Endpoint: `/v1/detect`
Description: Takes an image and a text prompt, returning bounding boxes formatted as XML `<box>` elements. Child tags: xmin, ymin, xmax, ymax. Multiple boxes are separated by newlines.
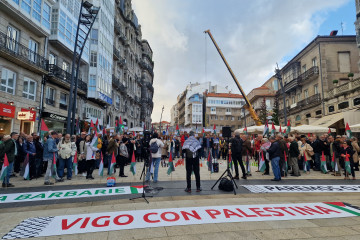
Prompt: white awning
<box><xmin>311</xmin><ymin>112</ymin><xmax>344</xmax><ymax>128</ymax></box>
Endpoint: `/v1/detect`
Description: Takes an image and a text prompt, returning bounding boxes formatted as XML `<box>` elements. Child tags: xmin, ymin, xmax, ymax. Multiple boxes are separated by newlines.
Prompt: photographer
<box><xmin>183</xmin><ymin>131</ymin><xmax>202</xmax><ymax>193</ymax></box>
<box><xmin>230</xmin><ymin>131</ymin><xmax>246</xmax><ymax>180</ymax></box>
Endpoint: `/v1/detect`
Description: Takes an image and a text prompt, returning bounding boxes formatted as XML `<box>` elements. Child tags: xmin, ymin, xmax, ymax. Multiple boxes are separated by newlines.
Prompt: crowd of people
<box><xmin>0</xmin><ymin>129</ymin><xmax>358</xmax><ymax>189</ymax></box>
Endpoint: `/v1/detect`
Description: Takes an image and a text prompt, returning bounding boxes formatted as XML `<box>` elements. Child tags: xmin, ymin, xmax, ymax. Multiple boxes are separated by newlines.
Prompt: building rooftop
<box><xmin>205</xmin><ymin>93</ymin><xmax>244</xmax><ymax>98</ymax></box>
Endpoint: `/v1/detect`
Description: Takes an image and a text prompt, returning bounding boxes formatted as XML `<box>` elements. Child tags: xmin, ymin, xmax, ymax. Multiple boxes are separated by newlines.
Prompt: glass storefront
<box><xmin>0</xmin><ymin>118</ymin><xmax>12</xmax><ymax>135</ymax></box>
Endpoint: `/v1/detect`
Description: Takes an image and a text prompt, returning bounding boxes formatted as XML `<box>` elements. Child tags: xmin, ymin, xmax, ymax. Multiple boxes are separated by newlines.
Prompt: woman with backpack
<box><xmin>146</xmin><ymin>132</ymin><xmax>164</xmax><ymax>183</ymax></box>
<box><xmin>118</xmin><ymin>136</ymin><xmax>128</xmax><ymax>178</ymax></box>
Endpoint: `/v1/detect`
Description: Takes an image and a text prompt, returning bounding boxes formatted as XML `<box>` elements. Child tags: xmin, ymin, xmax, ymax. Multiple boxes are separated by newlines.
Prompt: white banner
<box><xmin>243</xmin><ymin>185</ymin><xmax>360</xmax><ymax>193</ymax></box>
<box><xmin>2</xmin><ymin>202</ymin><xmax>360</xmax><ymax>239</ymax></box>
<box><xmin>0</xmin><ymin>186</ymin><xmax>143</xmax><ymax>204</ymax></box>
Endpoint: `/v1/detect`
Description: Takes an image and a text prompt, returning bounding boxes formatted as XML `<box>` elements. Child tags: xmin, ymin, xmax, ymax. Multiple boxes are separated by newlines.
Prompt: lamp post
<box><xmin>275</xmin><ymin>65</ymin><xmax>287</xmax><ymax>125</ymax></box>
<box><xmin>66</xmin><ymin>0</ymin><xmax>100</xmax><ymax>134</ymax></box>
<box><xmin>159</xmin><ymin>105</ymin><xmax>164</xmax><ymax>133</ymax></box>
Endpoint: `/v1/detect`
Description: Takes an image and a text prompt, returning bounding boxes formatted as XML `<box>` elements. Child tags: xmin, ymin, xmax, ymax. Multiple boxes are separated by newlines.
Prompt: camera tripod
<box><xmin>130</xmin><ymin>149</ymin><xmax>153</xmax><ymax>204</ymax></box>
<box><xmin>211</xmin><ymin>140</ymin><xmax>238</xmax><ymax>195</ymax></box>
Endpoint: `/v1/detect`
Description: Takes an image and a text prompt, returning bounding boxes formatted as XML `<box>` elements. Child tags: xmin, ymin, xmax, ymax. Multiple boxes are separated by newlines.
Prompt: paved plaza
<box><xmin>1</xmin><ymin>159</ymin><xmax>360</xmax><ymax>239</ymax></box>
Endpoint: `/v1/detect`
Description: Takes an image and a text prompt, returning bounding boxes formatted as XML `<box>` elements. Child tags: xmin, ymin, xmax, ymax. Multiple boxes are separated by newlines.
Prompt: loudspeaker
<box><xmin>222</xmin><ymin>126</ymin><xmax>231</xmax><ymax>138</ymax></box>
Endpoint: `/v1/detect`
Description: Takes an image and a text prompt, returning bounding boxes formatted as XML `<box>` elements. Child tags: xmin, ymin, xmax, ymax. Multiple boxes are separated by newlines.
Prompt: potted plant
<box><xmin>348</xmin><ymin>72</ymin><xmax>354</xmax><ymax>80</ymax></box>
<box><xmin>332</xmin><ymin>79</ymin><xmax>338</xmax><ymax>86</ymax></box>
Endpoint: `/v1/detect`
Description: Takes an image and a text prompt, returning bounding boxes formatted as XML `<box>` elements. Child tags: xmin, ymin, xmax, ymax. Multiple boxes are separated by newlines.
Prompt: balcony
<box><xmin>298</xmin><ymin>66</ymin><xmax>319</xmax><ymax>85</ymax></box>
<box><xmin>284</xmin><ymin>78</ymin><xmax>300</xmax><ymax>93</ymax></box>
<box><xmin>297</xmin><ymin>93</ymin><xmax>322</xmax><ymax>109</ymax></box>
<box><xmin>326</xmin><ymin>78</ymin><xmax>360</xmax><ymax>99</ymax></box>
<box><xmin>119</xmin><ymin>32</ymin><xmax>127</xmax><ymax>44</ymax></box>
<box><xmin>114</xmin><ymin>20</ymin><xmax>121</xmax><ymax>34</ymax></box>
<box><xmin>0</xmin><ymin>31</ymin><xmax>48</xmax><ymax>74</ymax></box>
<box><xmin>113</xmin><ymin>46</ymin><xmax>120</xmax><ymax>60</ymax></box>
<box><xmin>47</xmin><ymin>64</ymin><xmax>87</xmax><ymax>94</ymax></box>
<box><xmin>45</xmin><ymin>98</ymin><xmax>55</xmax><ymax>106</ymax></box>
<box><xmin>139</xmin><ymin>60</ymin><xmax>154</xmax><ymax>77</ymax></box>
<box><xmin>118</xmin><ymin>57</ymin><xmax>126</xmax><ymax>67</ymax></box>
<box><xmin>112</xmin><ymin>75</ymin><xmax>126</xmax><ymax>93</ymax></box>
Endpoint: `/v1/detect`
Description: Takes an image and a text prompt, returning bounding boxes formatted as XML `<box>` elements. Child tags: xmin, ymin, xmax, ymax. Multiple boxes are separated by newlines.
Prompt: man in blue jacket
<box><xmin>43</xmin><ymin>131</ymin><xmax>63</xmax><ymax>185</ymax></box>
<box><xmin>22</xmin><ymin>135</ymin><xmax>36</xmax><ymax>179</ymax></box>
<box><xmin>267</xmin><ymin>136</ymin><xmax>282</xmax><ymax>181</ymax></box>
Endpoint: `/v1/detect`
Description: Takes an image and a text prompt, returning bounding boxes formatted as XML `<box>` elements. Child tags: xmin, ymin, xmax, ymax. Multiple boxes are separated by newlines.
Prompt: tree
<box><xmin>272</xmin><ymin>95</ymin><xmax>280</xmax><ymax>125</ymax></box>
<box><xmin>259</xmin><ymin>97</ymin><xmax>267</xmax><ymax>124</ymax></box>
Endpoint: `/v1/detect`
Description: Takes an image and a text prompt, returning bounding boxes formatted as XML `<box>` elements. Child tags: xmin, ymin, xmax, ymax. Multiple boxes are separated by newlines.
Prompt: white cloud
<box><xmin>132</xmin><ymin>0</ymin><xmax>349</xmax><ymax>122</ymax></box>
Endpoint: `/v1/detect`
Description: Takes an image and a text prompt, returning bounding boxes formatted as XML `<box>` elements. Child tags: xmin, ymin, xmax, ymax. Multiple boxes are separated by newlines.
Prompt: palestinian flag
<box><xmin>320</xmin><ymin>151</ymin><xmax>328</xmax><ymax>174</ymax></box>
<box><xmin>307</xmin><ymin>133</ymin><xmax>311</xmax><ymax>138</ymax></box>
<box><xmin>176</xmin><ymin>124</ymin><xmax>180</xmax><ymax>136</ymax></box>
<box><xmin>345</xmin><ymin>154</ymin><xmax>352</xmax><ymax>175</ymax></box>
<box><xmin>213</xmin><ymin>124</ymin><xmax>216</xmax><ymax>134</ymax></box>
<box><xmin>109</xmin><ymin>152</ymin><xmax>116</xmax><ymax>175</ymax></box>
<box><xmin>51</xmin><ymin>153</ymin><xmax>57</xmax><ymax>179</ymax></box>
<box><xmin>130</xmin><ymin>186</ymin><xmax>144</xmax><ymax>194</ymax></box>
<box><xmin>270</xmin><ymin>122</ymin><xmax>276</xmax><ymax>136</ymax></box>
<box><xmin>202</xmin><ymin>128</ymin><xmax>205</xmax><ymax>134</ymax></box>
<box><xmin>243</xmin><ymin>124</ymin><xmax>248</xmax><ymax>136</ymax></box>
<box><xmin>345</xmin><ymin>123</ymin><xmax>352</xmax><ymax>139</ymax></box>
<box><xmin>328</xmin><ymin>128</ymin><xmax>331</xmax><ymax>135</ymax></box>
<box><xmin>167</xmin><ymin>152</ymin><xmax>175</xmax><ymax>175</ymax></box>
<box><xmin>331</xmin><ymin>153</ymin><xmax>335</xmax><ymax>171</ymax></box>
<box><xmin>175</xmin><ymin>158</ymin><xmax>184</xmax><ymax>167</ymax></box>
<box><xmin>73</xmin><ymin>152</ymin><xmax>78</xmax><ymax>176</ymax></box>
<box><xmin>115</xmin><ymin>120</ymin><xmax>119</xmax><ymax>133</ymax></box>
<box><xmin>207</xmin><ymin>151</ymin><xmax>213</xmax><ymax>172</ymax></box>
<box><xmin>284</xmin><ymin>151</ymin><xmax>288</xmax><ymax>175</ymax></box>
<box><xmin>259</xmin><ymin>151</ymin><xmax>266</xmax><ymax>173</ymax></box>
<box><xmin>23</xmin><ymin>153</ymin><xmax>30</xmax><ymax>180</ymax></box>
<box><xmin>130</xmin><ymin>151</ymin><xmax>136</xmax><ymax>176</ymax></box>
<box><xmin>95</xmin><ymin>118</ymin><xmax>100</xmax><ymax>133</ymax></box>
<box><xmin>91</xmin><ymin>132</ymin><xmax>98</xmax><ymax>148</ymax></box>
<box><xmin>99</xmin><ymin>152</ymin><xmax>104</xmax><ymax>177</ymax></box>
<box><xmin>286</xmin><ymin>120</ymin><xmax>291</xmax><ymax>135</ymax></box>
<box><xmin>279</xmin><ymin>124</ymin><xmax>283</xmax><ymax>136</ymax></box>
<box><xmin>303</xmin><ymin>153</ymin><xmax>309</xmax><ymax>173</ymax></box>
<box><xmin>263</xmin><ymin>121</ymin><xmax>269</xmax><ymax>137</ymax></box>
<box><xmin>90</xmin><ymin>120</ymin><xmax>95</xmax><ymax>134</ymax></box>
<box><xmin>0</xmin><ymin>153</ymin><xmax>9</xmax><ymax>181</ymax></box>
<box><xmin>119</xmin><ymin>116</ymin><xmax>124</xmax><ymax>134</ymax></box>
<box><xmin>228</xmin><ymin>152</ymin><xmax>233</xmax><ymax>172</ymax></box>
<box><xmin>40</xmin><ymin>119</ymin><xmax>49</xmax><ymax>142</ymax></box>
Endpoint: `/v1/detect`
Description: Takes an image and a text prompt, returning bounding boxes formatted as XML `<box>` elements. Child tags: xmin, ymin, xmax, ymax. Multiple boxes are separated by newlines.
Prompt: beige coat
<box><xmin>352</xmin><ymin>141</ymin><xmax>360</xmax><ymax>163</ymax></box>
<box><xmin>298</xmin><ymin>142</ymin><xmax>313</xmax><ymax>161</ymax></box>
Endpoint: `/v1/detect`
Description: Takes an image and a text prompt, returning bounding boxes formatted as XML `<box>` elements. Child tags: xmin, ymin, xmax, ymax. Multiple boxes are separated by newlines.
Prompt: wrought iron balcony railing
<box><xmin>0</xmin><ymin>31</ymin><xmax>48</xmax><ymax>71</ymax></box>
<box><xmin>47</xmin><ymin>64</ymin><xmax>87</xmax><ymax>93</ymax></box>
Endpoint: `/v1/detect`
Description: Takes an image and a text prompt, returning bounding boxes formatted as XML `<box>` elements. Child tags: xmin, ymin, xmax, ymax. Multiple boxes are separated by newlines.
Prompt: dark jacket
<box><xmin>268</xmin><ymin>141</ymin><xmax>281</xmax><ymax>159</ymax></box>
<box><xmin>106</xmin><ymin>138</ymin><xmax>118</xmax><ymax>155</ymax></box>
<box><xmin>311</xmin><ymin>139</ymin><xmax>321</xmax><ymax>154</ymax></box>
<box><xmin>278</xmin><ymin>139</ymin><xmax>288</xmax><ymax>159</ymax></box>
<box><xmin>175</xmin><ymin>139</ymin><xmax>180</xmax><ymax>151</ymax></box>
<box><xmin>242</xmin><ymin>139</ymin><xmax>252</xmax><ymax>156</ymax></box>
<box><xmin>289</xmin><ymin>140</ymin><xmax>300</xmax><ymax>158</ymax></box>
<box><xmin>34</xmin><ymin>140</ymin><xmax>44</xmax><ymax>159</ymax></box>
<box><xmin>331</xmin><ymin>140</ymin><xmax>341</xmax><ymax>158</ymax></box>
<box><xmin>340</xmin><ymin>146</ymin><xmax>354</xmax><ymax>162</ymax></box>
<box><xmin>230</xmin><ymin>136</ymin><xmax>243</xmax><ymax>155</ymax></box>
<box><xmin>4</xmin><ymin>138</ymin><xmax>17</xmax><ymax>163</ymax></box>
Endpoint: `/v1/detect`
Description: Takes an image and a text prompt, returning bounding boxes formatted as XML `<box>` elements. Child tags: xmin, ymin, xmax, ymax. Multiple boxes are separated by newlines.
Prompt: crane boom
<box><xmin>204</xmin><ymin>29</ymin><xmax>262</xmax><ymax>126</ymax></box>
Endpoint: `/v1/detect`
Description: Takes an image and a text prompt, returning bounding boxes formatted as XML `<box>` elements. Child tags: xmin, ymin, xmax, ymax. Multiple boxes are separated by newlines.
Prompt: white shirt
<box><xmin>150</xmin><ymin>138</ymin><xmax>164</xmax><ymax>158</ymax></box>
<box><xmin>85</xmin><ymin>142</ymin><xmax>98</xmax><ymax>160</ymax></box>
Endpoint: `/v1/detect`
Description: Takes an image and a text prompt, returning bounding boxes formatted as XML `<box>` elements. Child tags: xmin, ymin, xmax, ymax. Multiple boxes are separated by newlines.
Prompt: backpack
<box><xmin>149</xmin><ymin>141</ymin><xmax>159</xmax><ymax>153</ymax></box>
<box><xmin>219</xmin><ymin>177</ymin><xmax>234</xmax><ymax>192</ymax></box>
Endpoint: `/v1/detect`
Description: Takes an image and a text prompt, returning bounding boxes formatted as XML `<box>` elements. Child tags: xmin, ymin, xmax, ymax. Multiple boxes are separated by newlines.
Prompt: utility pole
<box><xmin>275</xmin><ymin>64</ymin><xmax>287</xmax><ymax>125</ymax></box>
<box><xmin>159</xmin><ymin>105</ymin><xmax>164</xmax><ymax>133</ymax></box>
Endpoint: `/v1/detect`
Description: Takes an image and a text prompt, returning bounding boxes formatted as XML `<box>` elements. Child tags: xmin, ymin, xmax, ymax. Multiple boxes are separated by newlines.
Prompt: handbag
<box><xmin>306</xmin><ymin>144</ymin><xmax>314</xmax><ymax>156</ymax></box>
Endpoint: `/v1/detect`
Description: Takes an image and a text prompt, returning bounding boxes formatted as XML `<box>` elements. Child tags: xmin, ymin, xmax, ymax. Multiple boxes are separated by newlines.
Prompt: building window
<box><xmin>32</xmin><ymin>0</ymin><xmax>42</xmax><ymax>22</ymax></box>
<box><xmin>312</xmin><ymin>57</ymin><xmax>317</xmax><ymax>67</ymax></box>
<box><xmin>306</xmin><ymin>113</ymin><xmax>311</xmax><ymax>118</ymax></box>
<box><xmin>286</xmin><ymin>99</ymin><xmax>289</xmax><ymax>107</ymax></box>
<box><xmin>292</xmin><ymin>96</ymin><xmax>295</xmax><ymax>104</ymax></box>
<box><xmin>28</xmin><ymin>39</ymin><xmax>38</xmax><ymax>62</ymax></box>
<box><xmin>1</xmin><ymin>68</ymin><xmax>16</xmax><ymax>94</ymax></box>
<box><xmin>226</xmin><ymin>108</ymin><xmax>231</xmax><ymax>113</ymax></box>
<box><xmin>354</xmin><ymin>98</ymin><xmax>360</xmax><ymax>106</ymax></box>
<box><xmin>295</xmin><ymin>115</ymin><xmax>301</xmax><ymax>121</ymax></box>
<box><xmin>6</xmin><ymin>25</ymin><xmax>19</xmax><ymax>52</ymax></box>
<box><xmin>59</xmin><ymin>92</ymin><xmax>68</xmax><ymax>110</ymax></box>
<box><xmin>49</xmin><ymin>53</ymin><xmax>57</xmax><ymax>65</ymax></box>
<box><xmin>338</xmin><ymin>101</ymin><xmax>349</xmax><ymax>110</ymax></box>
<box><xmin>21</xmin><ymin>0</ymin><xmax>31</xmax><ymax>14</ymax></box>
<box><xmin>89</xmin><ymin>75</ymin><xmax>96</xmax><ymax>91</ymax></box>
<box><xmin>314</xmin><ymin>84</ymin><xmax>318</xmax><ymax>94</ymax></box>
<box><xmin>211</xmin><ymin>107</ymin><xmax>216</xmax><ymax>112</ymax></box>
<box><xmin>116</xmin><ymin>95</ymin><xmax>120</xmax><ymax>109</ymax></box>
<box><xmin>90</xmin><ymin>51</ymin><xmax>97</xmax><ymax>67</ymax></box>
<box><xmin>231</xmin><ymin>117</ymin><xmax>235</xmax><ymax>121</ymax></box>
<box><xmin>304</xmin><ymin>89</ymin><xmax>309</xmax><ymax>98</ymax></box>
<box><xmin>46</xmin><ymin>87</ymin><xmax>55</xmax><ymax>105</ymax></box>
<box><xmin>62</xmin><ymin>61</ymin><xmax>69</xmax><ymax>72</ymax></box>
<box><xmin>22</xmin><ymin>77</ymin><xmax>36</xmax><ymax>100</ymax></box>
<box><xmin>302</xmin><ymin>64</ymin><xmax>306</xmax><ymax>73</ymax></box>
<box><xmin>42</xmin><ymin>2</ymin><xmax>51</xmax><ymax>29</ymax></box>
<box><xmin>338</xmin><ymin>52</ymin><xmax>350</xmax><ymax>73</ymax></box>
<box><xmin>316</xmin><ymin>110</ymin><xmax>322</xmax><ymax>115</ymax></box>
<box><xmin>297</xmin><ymin>93</ymin><xmax>301</xmax><ymax>101</ymax></box>
<box><xmin>328</xmin><ymin>106</ymin><xmax>335</xmax><ymax>113</ymax></box>
<box><xmin>91</xmin><ymin>29</ymin><xmax>98</xmax><ymax>44</ymax></box>
<box><xmin>220</xmin><ymin>116</ymin><xmax>223</xmax><ymax>120</ymax></box>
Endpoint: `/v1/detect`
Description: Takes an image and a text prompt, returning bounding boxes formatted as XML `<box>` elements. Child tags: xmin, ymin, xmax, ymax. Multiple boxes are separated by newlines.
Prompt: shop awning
<box><xmin>311</xmin><ymin>112</ymin><xmax>344</xmax><ymax>128</ymax></box>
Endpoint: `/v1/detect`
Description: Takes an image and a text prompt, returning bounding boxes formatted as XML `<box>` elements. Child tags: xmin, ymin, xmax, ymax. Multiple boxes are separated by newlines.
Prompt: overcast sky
<box><xmin>132</xmin><ymin>0</ymin><xmax>356</xmax><ymax>122</ymax></box>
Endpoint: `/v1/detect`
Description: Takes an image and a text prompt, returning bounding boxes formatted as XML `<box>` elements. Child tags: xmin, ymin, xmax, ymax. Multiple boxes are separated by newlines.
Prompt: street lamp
<box><xmin>275</xmin><ymin>64</ymin><xmax>287</xmax><ymax>125</ymax></box>
<box><xmin>66</xmin><ymin>0</ymin><xmax>100</xmax><ymax>134</ymax></box>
